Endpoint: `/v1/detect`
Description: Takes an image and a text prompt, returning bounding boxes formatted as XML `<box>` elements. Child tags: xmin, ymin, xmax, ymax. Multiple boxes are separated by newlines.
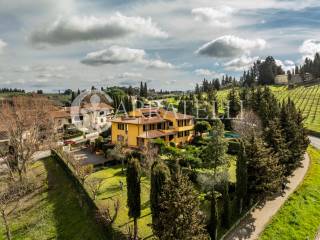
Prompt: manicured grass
<box><xmin>259</xmin><ymin>147</ymin><xmax>320</xmax><ymax>240</ymax></box>
<box><xmin>0</xmin><ymin>158</ymin><xmax>107</xmax><ymax>240</ymax></box>
<box><xmin>87</xmin><ymin>166</ymin><xmax>152</xmax><ymax>239</ymax></box>
<box><xmin>86</xmin><ymin>154</ymin><xmax>237</xmax><ymax>239</ymax></box>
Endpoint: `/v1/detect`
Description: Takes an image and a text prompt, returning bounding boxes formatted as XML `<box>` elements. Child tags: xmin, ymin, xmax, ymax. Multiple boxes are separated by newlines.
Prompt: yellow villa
<box><xmin>111</xmin><ymin>108</ymin><xmax>194</xmax><ymax>148</ymax></box>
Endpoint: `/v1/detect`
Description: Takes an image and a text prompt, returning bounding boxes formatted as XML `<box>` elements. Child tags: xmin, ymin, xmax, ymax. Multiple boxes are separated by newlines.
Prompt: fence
<box><xmin>220</xmin><ymin>202</ymin><xmax>259</xmax><ymax>240</ymax></box>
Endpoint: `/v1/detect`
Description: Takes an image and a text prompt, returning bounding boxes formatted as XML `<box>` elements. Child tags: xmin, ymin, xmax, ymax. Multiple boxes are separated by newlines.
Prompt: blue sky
<box><xmin>0</xmin><ymin>0</ymin><xmax>320</xmax><ymax>92</ymax></box>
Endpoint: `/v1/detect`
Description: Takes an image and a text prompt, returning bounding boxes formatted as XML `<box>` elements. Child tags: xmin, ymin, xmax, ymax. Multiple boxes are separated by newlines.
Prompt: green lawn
<box><xmin>0</xmin><ymin>158</ymin><xmax>107</xmax><ymax>240</ymax></box>
<box><xmin>260</xmin><ymin>147</ymin><xmax>320</xmax><ymax>240</ymax></box>
<box><xmin>87</xmin><ymin>166</ymin><xmax>153</xmax><ymax>240</ymax></box>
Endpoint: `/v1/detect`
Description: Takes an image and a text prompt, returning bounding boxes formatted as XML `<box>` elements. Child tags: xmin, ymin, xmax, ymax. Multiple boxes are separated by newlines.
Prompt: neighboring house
<box><xmin>290</xmin><ymin>74</ymin><xmax>303</xmax><ymax>84</ymax></box>
<box><xmin>0</xmin><ymin>123</ymin><xmax>9</xmax><ymax>150</ymax></box>
<box><xmin>80</xmin><ymin>103</ymin><xmax>114</xmax><ymax>131</ymax></box>
<box><xmin>50</xmin><ymin>110</ymin><xmax>72</xmax><ymax>134</ymax></box>
<box><xmin>51</xmin><ymin>103</ymin><xmax>114</xmax><ymax>134</ymax></box>
<box><xmin>275</xmin><ymin>75</ymin><xmax>288</xmax><ymax>85</ymax></box>
<box><xmin>111</xmin><ymin>108</ymin><xmax>194</xmax><ymax>148</ymax></box>
<box><xmin>304</xmin><ymin>73</ymin><xmax>313</xmax><ymax>82</ymax></box>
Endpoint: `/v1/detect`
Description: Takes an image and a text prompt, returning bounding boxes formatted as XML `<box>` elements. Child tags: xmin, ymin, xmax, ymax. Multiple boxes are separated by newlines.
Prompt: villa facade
<box><xmin>111</xmin><ymin>108</ymin><xmax>194</xmax><ymax>148</ymax></box>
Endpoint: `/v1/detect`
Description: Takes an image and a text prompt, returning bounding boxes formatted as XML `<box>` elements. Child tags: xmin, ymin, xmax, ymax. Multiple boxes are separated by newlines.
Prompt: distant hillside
<box><xmin>216</xmin><ymin>84</ymin><xmax>320</xmax><ymax>134</ymax></box>
<box><xmin>271</xmin><ymin>84</ymin><xmax>320</xmax><ymax>134</ymax></box>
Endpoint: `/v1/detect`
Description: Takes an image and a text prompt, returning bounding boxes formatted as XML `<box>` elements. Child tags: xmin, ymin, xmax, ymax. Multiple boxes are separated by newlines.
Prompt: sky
<box><xmin>1</xmin><ymin>0</ymin><xmax>320</xmax><ymax>92</ymax></box>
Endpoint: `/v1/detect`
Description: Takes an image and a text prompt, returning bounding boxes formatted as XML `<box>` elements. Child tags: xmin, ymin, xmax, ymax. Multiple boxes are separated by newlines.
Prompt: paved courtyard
<box><xmin>71</xmin><ymin>147</ymin><xmax>107</xmax><ymax>166</ymax></box>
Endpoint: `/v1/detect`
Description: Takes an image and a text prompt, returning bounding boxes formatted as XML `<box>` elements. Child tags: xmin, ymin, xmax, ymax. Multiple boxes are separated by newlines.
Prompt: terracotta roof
<box><xmin>137</xmin><ymin>130</ymin><xmax>176</xmax><ymax>139</ymax></box>
<box><xmin>111</xmin><ymin>116</ymin><xmax>166</xmax><ymax>125</ymax></box>
<box><xmin>160</xmin><ymin>109</ymin><xmax>194</xmax><ymax>120</ymax></box>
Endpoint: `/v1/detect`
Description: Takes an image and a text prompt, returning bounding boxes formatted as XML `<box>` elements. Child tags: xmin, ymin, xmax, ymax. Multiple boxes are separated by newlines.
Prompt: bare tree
<box><xmin>0</xmin><ymin>96</ymin><xmax>55</xmax><ymax>181</ymax></box>
<box><xmin>232</xmin><ymin>110</ymin><xmax>262</xmax><ymax>139</ymax></box>
<box><xmin>141</xmin><ymin>142</ymin><xmax>159</xmax><ymax>174</ymax></box>
<box><xmin>86</xmin><ymin>177</ymin><xmax>104</xmax><ymax>200</ymax></box>
<box><xmin>0</xmin><ymin>180</ymin><xmax>35</xmax><ymax>240</ymax></box>
<box><xmin>69</xmin><ymin>157</ymin><xmax>93</xmax><ymax>184</ymax></box>
<box><xmin>96</xmin><ymin>199</ymin><xmax>120</xmax><ymax>226</ymax></box>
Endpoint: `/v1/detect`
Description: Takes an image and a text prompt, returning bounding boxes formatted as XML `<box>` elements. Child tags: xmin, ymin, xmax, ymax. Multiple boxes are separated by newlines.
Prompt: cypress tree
<box><xmin>150</xmin><ymin>161</ymin><xmax>170</xmax><ymax>235</ymax></box>
<box><xmin>208</xmin><ymin>194</ymin><xmax>219</xmax><ymax>240</ymax></box>
<box><xmin>127</xmin><ymin>158</ymin><xmax>141</xmax><ymax>240</ymax></box>
<box><xmin>139</xmin><ymin>81</ymin><xmax>143</xmax><ymax>97</ymax></box>
<box><xmin>236</xmin><ymin>141</ymin><xmax>248</xmax><ymax>215</ymax></box>
<box><xmin>144</xmin><ymin>82</ymin><xmax>148</xmax><ymax>97</ymax></box>
<box><xmin>221</xmin><ymin>183</ymin><xmax>231</xmax><ymax>229</ymax></box>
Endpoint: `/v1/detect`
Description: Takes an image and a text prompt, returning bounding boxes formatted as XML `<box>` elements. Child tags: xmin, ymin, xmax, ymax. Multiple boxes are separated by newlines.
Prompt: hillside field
<box><xmin>217</xmin><ymin>84</ymin><xmax>320</xmax><ymax>134</ymax></box>
<box><xmin>270</xmin><ymin>84</ymin><xmax>320</xmax><ymax>134</ymax></box>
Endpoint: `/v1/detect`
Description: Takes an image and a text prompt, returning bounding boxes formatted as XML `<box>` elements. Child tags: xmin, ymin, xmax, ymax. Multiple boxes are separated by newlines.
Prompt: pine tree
<box><xmin>263</xmin><ymin>120</ymin><xmax>290</xmax><ymax>175</ymax></box>
<box><xmin>280</xmin><ymin>100</ymin><xmax>309</xmax><ymax>175</ymax></box>
<box><xmin>156</xmin><ymin>173</ymin><xmax>209</xmax><ymax>240</ymax></box>
<box><xmin>202</xmin><ymin>120</ymin><xmax>228</xmax><ymax>183</ymax></box>
<box><xmin>236</xmin><ymin>141</ymin><xmax>248</xmax><ymax>215</ymax></box>
<box><xmin>246</xmin><ymin>135</ymin><xmax>283</xmax><ymax>202</ymax></box>
<box><xmin>227</xmin><ymin>87</ymin><xmax>241</xmax><ymax>118</ymax></box>
<box><xmin>150</xmin><ymin>161</ymin><xmax>170</xmax><ymax>235</ymax></box>
<box><xmin>127</xmin><ymin>158</ymin><xmax>141</xmax><ymax>240</ymax></box>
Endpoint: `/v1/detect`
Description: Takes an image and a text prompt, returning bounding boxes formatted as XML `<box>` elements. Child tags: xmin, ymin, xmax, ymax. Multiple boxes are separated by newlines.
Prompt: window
<box><xmin>100</xmin><ymin>111</ymin><xmax>105</xmax><ymax>116</ymax></box>
<box><xmin>101</xmin><ymin>119</ymin><xmax>104</xmax><ymax>123</ymax></box>
<box><xmin>143</xmin><ymin>124</ymin><xmax>148</xmax><ymax>131</ymax></box>
<box><xmin>185</xmin><ymin>130</ymin><xmax>190</xmax><ymax>136</ymax></box>
<box><xmin>79</xmin><ymin>116</ymin><xmax>83</xmax><ymax>121</ymax></box>
<box><xmin>178</xmin><ymin>132</ymin><xmax>184</xmax><ymax>138</ymax></box>
<box><xmin>118</xmin><ymin>123</ymin><xmax>126</xmax><ymax>130</ymax></box>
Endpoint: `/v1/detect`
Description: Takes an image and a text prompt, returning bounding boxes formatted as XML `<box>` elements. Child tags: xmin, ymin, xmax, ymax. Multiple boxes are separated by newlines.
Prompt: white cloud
<box><xmin>224</xmin><ymin>55</ymin><xmax>259</xmax><ymax>71</ymax></box>
<box><xmin>81</xmin><ymin>46</ymin><xmax>145</xmax><ymax>65</ymax></box>
<box><xmin>144</xmin><ymin>59</ymin><xmax>175</xmax><ymax>69</ymax></box>
<box><xmin>14</xmin><ymin>64</ymin><xmax>67</xmax><ymax>73</ymax></box>
<box><xmin>196</xmin><ymin>35</ymin><xmax>266</xmax><ymax>58</ymax></box>
<box><xmin>81</xmin><ymin>45</ymin><xmax>175</xmax><ymax>69</ymax></box>
<box><xmin>299</xmin><ymin>39</ymin><xmax>320</xmax><ymax>60</ymax></box>
<box><xmin>30</xmin><ymin>13</ymin><xmax>168</xmax><ymax>46</ymax></box>
<box><xmin>2</xmin><ymin>78</ymin><xmax>26</xmax><ymax>85</ymax></box>
<box><xmin>194</xmin><ymin>68</ymin><xmax>223</xmax><ymax>78</ymax></box>
<box><xmin>0</xmin><ymin>39</ymin><xmax>7</xmax><ymax>53</ymax></box>
<box><xmin>275</xmin><ymin>59</ymin><xmax>295</xmax><ymax>72</ymax></box>
<box><xmin>37</xmin><ymin>73</ymin><xmax>66</xmax><ymax>79</ymax></box>
<box><xmin>191</xmin><ymin>6</ymin><xmax>234</xmax><ymax>27</ymax></box>
<box><xmin>117</xmin><ymin>72</ymin><xmax>142</xmax><ymax>79</ymax></box>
